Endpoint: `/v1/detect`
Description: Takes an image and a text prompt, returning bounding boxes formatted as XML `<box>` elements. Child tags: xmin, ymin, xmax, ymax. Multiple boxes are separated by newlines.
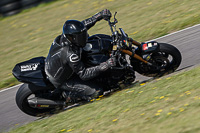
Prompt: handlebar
<box><xmin>108</xmin><ymin>12</ymin><xmax>151</xmax><ymax>65</ymax></box>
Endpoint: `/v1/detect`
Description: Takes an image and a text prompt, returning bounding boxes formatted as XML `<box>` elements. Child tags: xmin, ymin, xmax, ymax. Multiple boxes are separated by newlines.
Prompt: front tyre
<box><xmin>16</xmin><ymin>83</ymin><xmax>55</xmax><ymax>117</ymax></box>
<box><xmin>133</xmin><ymin>43</ymin><xmax>182</xmax><ymax>77</ymax></box>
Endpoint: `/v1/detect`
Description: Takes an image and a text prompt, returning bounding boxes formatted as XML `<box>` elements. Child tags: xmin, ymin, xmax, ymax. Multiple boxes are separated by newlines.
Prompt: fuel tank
<box><xmin>82</xmin><ymin>34</ymin><xmax>113</xmax><ymax>67</ymax></box>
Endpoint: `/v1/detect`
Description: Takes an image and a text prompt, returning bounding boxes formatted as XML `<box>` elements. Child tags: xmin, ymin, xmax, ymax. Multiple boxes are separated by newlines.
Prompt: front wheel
<box><xmin>16</xmin><ymin>83</ymin><xmax>56</xmax><ymax>116</ymax></box>
<box><xmin>132</xmin><ymin>43</ymin><xmax>182</xmax><ymax>77</ymax></box>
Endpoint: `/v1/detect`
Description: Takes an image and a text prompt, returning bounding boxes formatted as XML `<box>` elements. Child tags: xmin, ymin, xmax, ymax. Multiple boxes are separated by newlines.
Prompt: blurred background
<box><xmin>0</xmin><ymin>0</ymin><xmax>200</xmax><ymax>89</ymax></box>
<box><xmin>0</xmin><ymin>0</ymin><xmax>55</xmax><ymax>17</ymax></box>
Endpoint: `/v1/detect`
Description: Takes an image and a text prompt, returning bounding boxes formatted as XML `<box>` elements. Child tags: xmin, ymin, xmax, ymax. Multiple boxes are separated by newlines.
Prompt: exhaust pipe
<box><xmin>28</xmin><ymin>97</ymin><xmax>66</xmax><ymax>108</ymax></box>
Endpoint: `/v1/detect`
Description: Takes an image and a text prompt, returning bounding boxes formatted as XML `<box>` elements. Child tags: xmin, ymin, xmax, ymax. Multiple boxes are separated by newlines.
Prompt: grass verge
<box><xmin>0</xmin><ymin>0</ymin><xmax>200</xmax><ymax>89</ymax></box>
<box><xmin>7</xmin><ymin>66</ymin><xmax>200</xmax><ymax>133</ymax></box>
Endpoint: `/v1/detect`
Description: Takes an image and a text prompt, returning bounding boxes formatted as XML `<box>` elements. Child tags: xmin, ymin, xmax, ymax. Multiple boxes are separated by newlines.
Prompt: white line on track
<box><xmin>150</xmin><ymin>23</ymin><xmax>200</xmax><ymax>41</ymax></box>
<box><xmin>1</xmin><ymin>23</ymin><xmax>200</xmax><ymax>93</ymax></box>
<box><xmin>0</xmin><ymin>84</ymin><xmax>22</xmax><ymax>93</ymax></box>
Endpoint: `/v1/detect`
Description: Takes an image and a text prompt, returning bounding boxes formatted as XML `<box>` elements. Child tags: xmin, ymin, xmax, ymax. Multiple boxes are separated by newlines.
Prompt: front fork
<box><xmin>121</xmin><ymin>38</ymin><xmax>160</xmax><ymax>66</ymax></box>
<box><xmin>120</xmin><ymin>49</ymin><xmax>152</xmax><ymax>66</ymax></box>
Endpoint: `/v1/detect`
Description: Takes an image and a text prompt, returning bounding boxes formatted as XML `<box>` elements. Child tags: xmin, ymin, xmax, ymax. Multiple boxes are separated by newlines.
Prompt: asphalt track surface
<box><xmin>1</xmin><ymin>24</ymin><xmax>200</xmax><ymax>132</ymax></box>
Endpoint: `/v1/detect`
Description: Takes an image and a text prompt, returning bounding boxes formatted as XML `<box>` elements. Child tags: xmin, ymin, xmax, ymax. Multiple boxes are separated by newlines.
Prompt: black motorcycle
<box><xmin>13</xmin><ymin>12</ymin><xmax>182</xmax><ymax>116</ymax></box>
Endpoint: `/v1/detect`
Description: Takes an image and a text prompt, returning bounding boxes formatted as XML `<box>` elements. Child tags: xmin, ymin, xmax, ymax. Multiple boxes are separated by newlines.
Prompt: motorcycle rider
<box><xmin>45</xmin><ymin>9</ymin><xmax>116</xmax><ymax>102</ymax></box>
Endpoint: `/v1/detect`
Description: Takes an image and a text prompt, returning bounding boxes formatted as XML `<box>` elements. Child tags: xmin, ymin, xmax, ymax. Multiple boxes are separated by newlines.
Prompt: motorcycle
<box><xmin>12</xmin><ymin>12</ymin><xmax>182</xmax><ymax>116</ymax></box>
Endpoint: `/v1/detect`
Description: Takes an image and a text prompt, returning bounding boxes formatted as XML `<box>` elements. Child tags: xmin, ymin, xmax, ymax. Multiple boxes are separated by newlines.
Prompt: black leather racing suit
<box><xmin>45</xmin><ymin>14</ymin><xmax>110</xmax><ymax>98</ymax></box>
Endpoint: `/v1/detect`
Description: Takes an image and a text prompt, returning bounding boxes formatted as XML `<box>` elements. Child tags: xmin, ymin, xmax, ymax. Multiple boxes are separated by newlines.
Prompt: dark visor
<box><xmin>72</xmin><ymin>30</ymin><xmax>88</xmax><ymax>47</ymax></box>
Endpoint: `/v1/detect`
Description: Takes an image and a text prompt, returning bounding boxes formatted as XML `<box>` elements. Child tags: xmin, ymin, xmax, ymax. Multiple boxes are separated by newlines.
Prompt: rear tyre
<box><xmin>133</xmin><ymin>43</ymin><xmax>182</xmax><ymax>77</ymax></box>
<box><xmin>16</xmin><ymin>83</ymin><xmax>55</xmax><ymax>117</ymax></box>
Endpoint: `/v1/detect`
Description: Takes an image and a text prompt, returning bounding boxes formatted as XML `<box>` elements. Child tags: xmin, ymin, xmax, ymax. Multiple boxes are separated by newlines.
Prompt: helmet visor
<box><xmin>72</xmin><ymin>30</ymin><xmax>88</xmax><ymax>47</ymax></box>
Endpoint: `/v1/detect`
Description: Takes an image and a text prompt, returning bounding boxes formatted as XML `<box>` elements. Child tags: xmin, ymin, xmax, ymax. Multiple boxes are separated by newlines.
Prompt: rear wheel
<box><xmin>16</xmin><ymin>83</ymin><xmax>56</xmax><ymax>117</ymax></box>
<box><xmin>132</xmin><ymin>43</ymin><xmax>182</xmax><ymax>77</ymax></box>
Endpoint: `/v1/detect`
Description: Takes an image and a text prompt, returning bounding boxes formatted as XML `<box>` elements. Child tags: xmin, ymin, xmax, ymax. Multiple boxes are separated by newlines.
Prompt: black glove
<box><xmin>99</xmin><ymin>56</ymin><xmax>116</xmax><ymax>71</ymax></box>
<box><xmin>93</xmin><ymin>9</ymin><xmax>112</xmax><ymax>21</ymax></box>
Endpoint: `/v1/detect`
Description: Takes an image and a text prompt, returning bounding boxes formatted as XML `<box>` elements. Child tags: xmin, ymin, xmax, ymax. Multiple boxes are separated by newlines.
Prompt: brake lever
<box><xmin>113</xmin><ymin>12</ymin><xmax>118</xmax><ymax>24</ymax></box>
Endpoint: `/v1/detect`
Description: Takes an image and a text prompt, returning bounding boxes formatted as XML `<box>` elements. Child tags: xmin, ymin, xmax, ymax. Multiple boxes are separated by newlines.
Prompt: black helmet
<box><xmin>62</xmin><ymin>20</ymin><xmax>87</xmax><ymax>47</ymax></box>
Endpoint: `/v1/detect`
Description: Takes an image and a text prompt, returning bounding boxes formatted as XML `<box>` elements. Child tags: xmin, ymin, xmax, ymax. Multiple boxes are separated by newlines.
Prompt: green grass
<box><xmin>8</xmin><ymin>66</ymin><xmax>200</xmax><ymax>133</ymax></box>
<box><xmin>0</xmin><ymin>0</ymin><xmax>200</xmax><ymax>89</ymax></box>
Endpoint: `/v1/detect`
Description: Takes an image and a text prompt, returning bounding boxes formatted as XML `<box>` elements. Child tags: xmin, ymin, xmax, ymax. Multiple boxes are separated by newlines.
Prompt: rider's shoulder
<box><xmin>53</xmin><ymin>35</ymin><xmax>62</xmax><ymax>44</ymax></box>
<box><xmin>51</xmin><ymin>35</ymin><xmax>65</xmax><ymax>48</ymax></box>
